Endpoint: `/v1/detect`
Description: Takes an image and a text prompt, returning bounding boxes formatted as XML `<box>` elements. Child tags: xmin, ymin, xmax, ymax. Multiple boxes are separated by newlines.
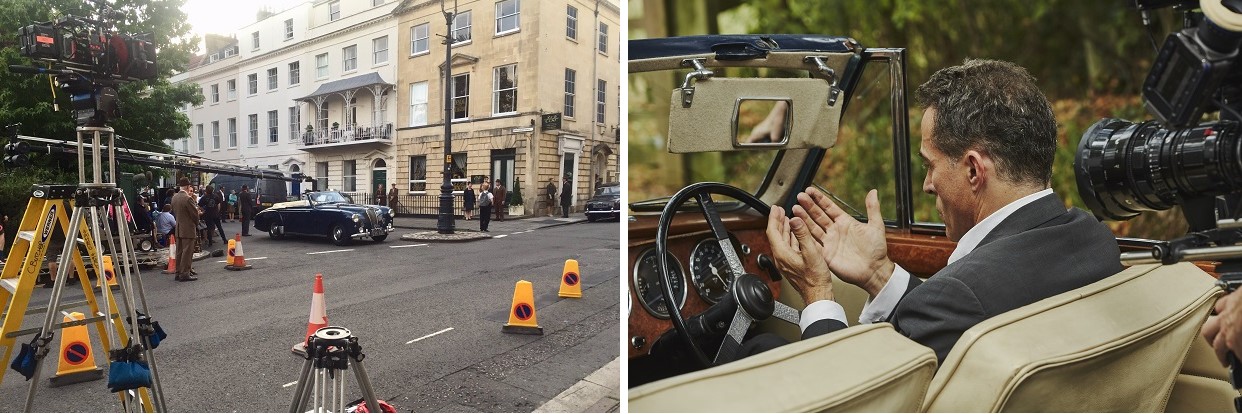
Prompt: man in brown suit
<box><xmin>493</xmin><ymin>179</ymin><xmax>507</xmax><ymax>221</ymax></box>
<box><xmin>171</xmin><ymin>177</ymin><xmax>200</xmax><ymax>281</ymax></box>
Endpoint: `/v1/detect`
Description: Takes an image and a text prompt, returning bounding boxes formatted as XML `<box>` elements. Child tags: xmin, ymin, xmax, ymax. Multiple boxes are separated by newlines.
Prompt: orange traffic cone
<box><xmin>100</xmin><ymin>255</ymin><xmax>120</xmax><ymax>289</ymax></box>
<box><xmin>226</xmin><ymin>238</ymin><xmax>236</xmax><ymax>266</ymax></box>
<box><xmin>161</xmin><ymin>238</ymin><xmax>177</xmax><ymax>274</ymax></box>
<box><xmin>292</xmin><ymin>274</ymin><xmax>329</xmax><ymax>355</ymax></box>
<box><xmin>48</xmin><ymin>312</ymin><xmax>103</xmax><ymax>387</ymax></box>
<box><xmin>502</xmin><ymin>280</ymin><xmax>543</xmax><ymax>335</ymax></box>
<box><xmin>225</xmin><ymin>233</ymin><xmax>252</xmax><ymax>271</ymax></box>
<box><xmin>558</xmin><ymin>259</ymin><xmax>582</xmax><ymax>298</ymax></box>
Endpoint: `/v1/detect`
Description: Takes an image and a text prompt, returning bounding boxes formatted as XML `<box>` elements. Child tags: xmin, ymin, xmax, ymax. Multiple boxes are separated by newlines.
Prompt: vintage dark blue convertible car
<box><xmin>253</xmin><ymin>191</ymin><xmax>394</xmax><ymax>245</ymax></box>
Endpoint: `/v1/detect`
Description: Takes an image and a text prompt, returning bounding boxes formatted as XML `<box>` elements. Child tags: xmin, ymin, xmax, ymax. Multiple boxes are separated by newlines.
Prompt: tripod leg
<box><xmin>289</xmin><ymin>356</ymin><xmax>314</xmax><ymax>413</ymax></box>
<box><xmin>111</xmin><ymin>215</ymin><xmax>165</xmax><ymax>413</ymax></box>
<box><xmin>23</xmin><ymin>205</ymin><xmax>88</xmax><ymax>412</ymax></box>
<box><xmin>316</xmin><ymin>365</ymin><xmax>328</xmax><ymax>413</ymax></box>
<box><xmin>335</xmin><ymin>369</ymin><xmax>345</xmax><ymax>413</ymax></box>
<box><xmin>351</xmin><ymin>358</ymin><xmax>381</xmax><ymax>413</ymax></box>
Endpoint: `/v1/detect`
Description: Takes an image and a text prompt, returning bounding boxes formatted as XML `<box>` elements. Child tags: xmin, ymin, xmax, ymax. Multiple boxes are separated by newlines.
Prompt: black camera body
<box><xmin>1144</xmin><ymin>30</ymin><xmax>1235</xmax><ymax>128</ymax></box>
<box><xmin>11</xmin><ymin>2</ymin><xmax>157</xmax><ymax>127</ymax></box>
<box><xmin>1076</xmin><ymin>0</ymin><xmax>1242</xmax><ymax>231</ymax></box>
<box><xmin>17</xmin><ymin>17</ymin><xmax>157</xmax><ymax>82</ymax></box>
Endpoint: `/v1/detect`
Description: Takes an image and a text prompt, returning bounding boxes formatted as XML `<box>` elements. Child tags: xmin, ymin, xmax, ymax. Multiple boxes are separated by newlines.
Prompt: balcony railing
<box><xmin>299</xmin><ymin>123</ymin><xmax>393</xmax><ymax>147</ymax></box>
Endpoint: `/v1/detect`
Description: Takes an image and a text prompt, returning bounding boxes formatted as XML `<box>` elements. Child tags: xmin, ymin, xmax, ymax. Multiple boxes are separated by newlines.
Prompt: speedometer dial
<box><xmin>690</xmin><ymin>238</ymin><xmax>737</xmax><ymax>303</ymax></box>
<box><xmin>632</xmin><ymin>248</ymin><xmax>687</xmax><ymax>319</ymax></box>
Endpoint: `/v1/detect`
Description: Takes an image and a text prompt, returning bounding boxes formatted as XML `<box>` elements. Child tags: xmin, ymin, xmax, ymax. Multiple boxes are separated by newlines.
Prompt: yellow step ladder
<box><xmin>0</xmin><ymin>185</ymin><xmax>154</xmax><ymax>411</ymax></box>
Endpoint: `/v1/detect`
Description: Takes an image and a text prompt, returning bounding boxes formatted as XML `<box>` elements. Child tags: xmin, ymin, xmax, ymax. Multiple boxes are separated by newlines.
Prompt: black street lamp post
<box><xmin>437</xmin><ymin>1</ymin><xmax>456</xmax><ymax>234</ymax></box>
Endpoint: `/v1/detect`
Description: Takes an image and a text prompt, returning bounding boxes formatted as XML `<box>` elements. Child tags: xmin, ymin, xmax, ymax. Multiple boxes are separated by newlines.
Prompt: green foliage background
<box><xmin>0</xmin><ymin>0</ymin><xmax>202</xmax><ymax>251</ymax></box>
<box><xmin>628</xmin><ymin>0</ymin><xmax>1190</xmax><ymax>240</ymax></box>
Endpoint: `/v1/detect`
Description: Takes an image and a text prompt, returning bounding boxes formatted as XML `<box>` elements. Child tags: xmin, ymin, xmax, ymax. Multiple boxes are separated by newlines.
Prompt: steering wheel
<box><xmin>656</xmin><ymin>182</ymin><xmax>802</xmax><ymax>368</ymax></box>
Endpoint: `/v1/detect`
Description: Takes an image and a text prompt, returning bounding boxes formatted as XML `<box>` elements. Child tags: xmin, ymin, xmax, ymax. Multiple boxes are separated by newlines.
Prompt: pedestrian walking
<box><xmin>478</xmin><ymin>182</ymin><xmax>493</xmax><ymax>232</ymax></box>
<box><xmin>171</xmin><ymin>177</ymin><xmax>199</xmax><ymax>281</ymax></box>
<box><xmin>544</xmin><ymin>178</ymin><xmax>557</xmax><ymax>217</ymax></box>
<box><xmin>239</xmin><ymin>185</ymin><xmax>254</xmax><ymax>236</ymax></box>
<box><xmin>560</xmin><ymin>178</ymin><xmax>573</xmax><ymax>218</ymax></box>
<box><xmin>198</xmin><ymin>185</ymin><xmax>227</xmax><ymax>247</ymax></box>
<box><xmin>374</xmin><ymin>184</ymin><xmax>386</xmax><ymax>206</ymax></box>
<box><xmin>493</xmin><ymin>179</ymin><xmax>507</xmax><ymax>222</ymax></box>
<box><xmin>463</xmin><ymin>183</ymin><xmax>476</xmax><ymax>220</ymax></box>
<box><xmin>387</xmin><ymin>184</ymin><xmax>399</xmax><ymax>216</ymax></box>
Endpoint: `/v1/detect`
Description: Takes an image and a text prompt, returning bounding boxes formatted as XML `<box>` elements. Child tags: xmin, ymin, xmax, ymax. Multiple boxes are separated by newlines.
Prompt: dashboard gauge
<box><xmin>632</xmin><ymin>248</ymin><xmax>687</xmax><ymax>319</ymax></box>
<box><xmin>690</xmin><ymin>238</ymin><xmax>738</xmax><ymax>304</ymax></box>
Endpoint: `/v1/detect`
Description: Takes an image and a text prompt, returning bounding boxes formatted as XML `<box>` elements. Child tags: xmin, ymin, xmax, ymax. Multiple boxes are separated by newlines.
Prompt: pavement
<box><xmin>534</xmin><ymin>357</ymin><xmax>620</xmax><ymax>413</ymax></box>
<box><xmin>394</xmin><ymin>214</ymin><xmax>590</xmax><ymax>242</ymax></box>
<box><xmin>393</xmin><ymin>213</ymin><xmax>621</xmax><ymax>413</ymax></box>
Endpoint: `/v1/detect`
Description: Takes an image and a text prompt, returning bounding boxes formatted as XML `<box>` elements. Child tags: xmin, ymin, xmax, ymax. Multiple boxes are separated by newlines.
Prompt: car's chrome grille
<box><xmin>366</xmin><ymin>208</ymin><xmax>380</xmax><ymax>227</ymax></box>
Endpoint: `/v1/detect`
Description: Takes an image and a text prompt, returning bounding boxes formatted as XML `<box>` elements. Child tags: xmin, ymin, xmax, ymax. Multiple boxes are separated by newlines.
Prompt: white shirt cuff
<box><xmin>859</xmin><ymin>264</ymin><xmax>910</xmax><ymax>324</ymax></box>
<box><xmin>799</xmin><ymin>299</ymin><xmax>847</xmax><ymax>334</ymax></box>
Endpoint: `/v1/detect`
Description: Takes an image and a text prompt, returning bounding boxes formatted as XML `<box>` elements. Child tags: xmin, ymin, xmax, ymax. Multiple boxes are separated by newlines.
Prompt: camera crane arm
<box><xmin>6</xmin><ymin>132</ymin><xmax>299</xmax><ymax>182</ymax></box>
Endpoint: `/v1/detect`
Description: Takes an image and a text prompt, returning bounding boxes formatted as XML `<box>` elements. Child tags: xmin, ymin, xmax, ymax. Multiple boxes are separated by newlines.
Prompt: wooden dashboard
<box><xmin>626</xmin><ymin>209</ymin><xmax>963</xmax><ymax>359</ymax></box>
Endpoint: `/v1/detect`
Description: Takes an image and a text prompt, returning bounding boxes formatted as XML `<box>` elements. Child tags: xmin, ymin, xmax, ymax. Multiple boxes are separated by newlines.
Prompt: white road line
<box><xmin>406</xmin><ymin>327</ymin><xmax>454</xmax><ymax>344</ymax></box>
<box><xmin>215</xmin><ymin>257</ymin><xmax>268</xmax><ymax>263</ymax></box>
<box><xmin>493</xmin><ymin>234</ymin><xmax>508</xmax><ymax>239</ymax></box>
<box><xmin>282</xmin><ymin>380</ymin><xmax>298</xmax><ymax>388</ymax></box>
<box><xmin>389</xmin><ymin>244</ymin><xmax>429</xmax><ymax>249</ymax></box>
<box><xmin>306</xmin><ymin>249</ymin><xmax>355</xmax><ymax>255</ymax></box>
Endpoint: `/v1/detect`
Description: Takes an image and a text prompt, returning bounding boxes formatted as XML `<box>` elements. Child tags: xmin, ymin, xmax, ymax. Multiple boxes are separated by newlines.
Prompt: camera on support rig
<box><xmin>10</xmin><ymin>0</ymin><xmax>156</xmax><ymax>127</ymax></box>
<box><xmin>1075</xmin><ymin>0</ymin><xmax>1242</xmax><ymax>235</ymax></box>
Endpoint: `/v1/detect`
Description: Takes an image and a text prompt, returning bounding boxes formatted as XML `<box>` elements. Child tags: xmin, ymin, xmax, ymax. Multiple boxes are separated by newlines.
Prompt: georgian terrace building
<box><xmin>172</xmin><ymin>0</ymin><xmax>617</xmax><ymax>216</ymax></box>
<box><xmin>389</xmin><ymin>0</ymin><xmax>620</xmax><ymax>216</ymax></box>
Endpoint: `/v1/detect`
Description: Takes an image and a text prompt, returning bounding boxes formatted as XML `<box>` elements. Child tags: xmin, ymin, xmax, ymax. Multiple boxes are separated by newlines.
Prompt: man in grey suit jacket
<box><xmin>754</xmin><ymin>59</ymin><xmax>1122</xmax><ymax>364</ymax></box>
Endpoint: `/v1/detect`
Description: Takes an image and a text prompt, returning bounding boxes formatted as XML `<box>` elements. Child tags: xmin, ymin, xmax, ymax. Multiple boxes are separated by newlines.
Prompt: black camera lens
<box><xmin>1075</xmin><ymin>118</ymin><xmax>1242</xmax><ymax>220</ymax></box>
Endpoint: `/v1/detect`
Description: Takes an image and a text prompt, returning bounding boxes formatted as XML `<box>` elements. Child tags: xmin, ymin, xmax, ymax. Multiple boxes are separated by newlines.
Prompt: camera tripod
<box><xmin>289</xmin><ymin>326</ymin><xmax>381</xmax><ymax>413</ymax></box>
<box><xmin>12</xmin><ymin>126</ymin><xmax>166</xmax><ymax>412</ymax></box>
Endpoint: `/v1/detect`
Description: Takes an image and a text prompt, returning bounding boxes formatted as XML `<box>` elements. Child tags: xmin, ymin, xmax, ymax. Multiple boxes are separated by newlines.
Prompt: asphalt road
<box><xmin>0</xmin><ymin>219</ymin><xmax>620</xmax><ymax>412</ymax></box>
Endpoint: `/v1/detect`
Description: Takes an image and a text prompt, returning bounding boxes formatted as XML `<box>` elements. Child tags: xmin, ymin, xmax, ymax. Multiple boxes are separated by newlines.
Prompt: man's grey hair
<box><xmin>914</xmin><ymin>59</ymin><xmax>1057</xmax><ymax>186</ymax></box>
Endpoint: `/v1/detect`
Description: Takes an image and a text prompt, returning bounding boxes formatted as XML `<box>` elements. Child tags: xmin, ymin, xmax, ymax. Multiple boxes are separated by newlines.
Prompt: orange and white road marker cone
<box><xmin>292</xmin><ymin>274</ymin><xmax>329</xmax><ymax>355</ymax></box>
<box><xmin>161</xmin><ymin>238</ymin><xmax>177</xmax><ymax>274</ymax></box>
<box><xmin>226</xmin><ymin>237</ymin><xmax>236</xmax><ymax>266</ymax></box>
<box><xmin>558</xmin><ymin>259</ymin><xmax>582</xmax><ymax>298</ymax></box>
<box><xmin>502</xmin><ymin>280</ymin><xmax>543</xmax><ymax>335</ymax></box>
<box><xmin>225</xmin><ymin>233</ymin><xmax>252</xmax><ymax>271</ymax></box>
<box><xmin>101</xmin><ymin>255</ymin><xmax>119</xmax><ymax>288</ymax></box>
<box><xmin>48</xmin><ymin>312</ymin><xmax>103</xmax><ymax>387</ymax></box>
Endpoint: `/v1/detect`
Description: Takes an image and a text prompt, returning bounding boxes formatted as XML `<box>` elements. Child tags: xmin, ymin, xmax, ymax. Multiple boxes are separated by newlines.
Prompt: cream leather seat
<box><xmin>628</xmin><ymin>323</ymin><xmax>937</xmax><ymax>413</ymax></box>
<box><xmin>1165</xmin><ymin>330</ymin><xmax>1236</xmax><ymax>412</ymax></box>
<box><xmin>922</xmin><ymin>262</ymin><xmax>1221</xmax><ymax>412</ymax></box>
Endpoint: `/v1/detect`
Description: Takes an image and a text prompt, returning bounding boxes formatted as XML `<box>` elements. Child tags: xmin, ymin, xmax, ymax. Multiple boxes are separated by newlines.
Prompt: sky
<box><xmin>182</xmin><ymin>0</ymin><xmax>307</xmax><ymax>52</ymax></box>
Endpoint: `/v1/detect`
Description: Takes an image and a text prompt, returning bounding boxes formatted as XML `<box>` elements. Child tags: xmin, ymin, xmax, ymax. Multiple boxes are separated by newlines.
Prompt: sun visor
<box><xmin>668</xmin><ymin>77</ymin><xmax>841</xmax><ymax>153</ymax></box>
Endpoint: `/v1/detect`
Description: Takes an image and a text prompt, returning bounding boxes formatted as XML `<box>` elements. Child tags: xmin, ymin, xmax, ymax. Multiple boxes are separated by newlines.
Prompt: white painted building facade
<box><xmin>171</xmin><ymin>0</ymin><xmax>401</xmax><ymax>196</ymax></box>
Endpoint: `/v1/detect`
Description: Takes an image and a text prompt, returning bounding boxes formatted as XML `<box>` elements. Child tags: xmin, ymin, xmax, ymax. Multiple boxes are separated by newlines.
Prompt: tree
<box><xmin>0</xmin><ymin>0</ymin><xmax>201</xmax><ymax>150</ymax></box>
<box><xmin>0</xmin><ymin>0</ymin><xmax>201</xmax><ymax>244</ymax></box>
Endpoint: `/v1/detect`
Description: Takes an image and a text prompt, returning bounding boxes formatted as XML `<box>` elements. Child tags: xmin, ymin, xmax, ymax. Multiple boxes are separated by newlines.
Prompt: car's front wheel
<box><xmin>372</xmin><ymin>234</ymin><xmax>388</xmax><ymax>242</ymax></box>
<box><xmin>330</xmin><ymin>224</ymin><xmax>351</xmax><ymax>246</ymax></box>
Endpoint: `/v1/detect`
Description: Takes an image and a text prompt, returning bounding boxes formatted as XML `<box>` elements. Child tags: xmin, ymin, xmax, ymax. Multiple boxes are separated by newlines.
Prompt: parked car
<box><xmin>626</xmin><ymin>34</ymin><xmax>1229</xmax><ymax>412</ymax></box>
<box><xmin>584</xmin><ymin>182</ymin><xmax>621</xmax><ymax>222</ymax></box>
<box><xmin>252</xmin><ymin>191</ymin><xmax>393</xmax><ymax>245</ymax></box>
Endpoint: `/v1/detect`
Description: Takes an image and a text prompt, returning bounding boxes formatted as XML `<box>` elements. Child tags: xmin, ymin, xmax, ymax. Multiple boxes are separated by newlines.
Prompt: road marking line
<box><xmin>307</xmin><ymin>249</ymin><xmax>355</xmax><ymax>255</ymax></box>
<box><xmin>406</xmin><ymin>327</ymin><xmax>454</xmax><ymax>344</ymax></box>
<box><xmin>215</xmin><ymin>257</ymin><xmax>268</xmax><ymax>263</ymax></box>
<box><xmin>389</xmin><ymin>244</ymin><xmax>429</xmax><ymax>249</ymax></box>
<box><xmin>493</xmin><ymin>235</ymin><xmax>508</xmax><ymax>239</ymax></box>
<box><xmin>282</xmin><ymin>380</ymin><xmax>298</xmax><ymax>388</ymax></box>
